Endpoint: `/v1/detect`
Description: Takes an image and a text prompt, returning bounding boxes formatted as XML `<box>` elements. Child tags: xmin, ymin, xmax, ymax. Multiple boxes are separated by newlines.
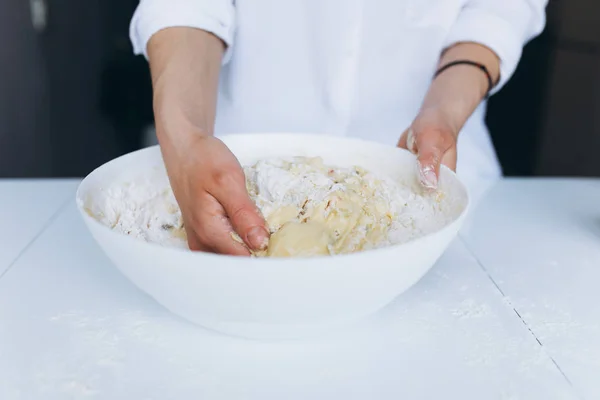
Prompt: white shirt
<box><xmin>129</xmin><ymin>0</ymin><xmax>547</xmax><ymax>204</ymax></box>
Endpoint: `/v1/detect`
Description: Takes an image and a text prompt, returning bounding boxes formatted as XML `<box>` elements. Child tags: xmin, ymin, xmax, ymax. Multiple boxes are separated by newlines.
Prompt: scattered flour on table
<box><xmin>451</xmin><ymin>299</ymin><xmax>491</xmax><ymax>319</ymax></box>
<box><xmin>85</xmin><ymin>156</ymin><xmax>456</xmax><ymax>257</ymax></box>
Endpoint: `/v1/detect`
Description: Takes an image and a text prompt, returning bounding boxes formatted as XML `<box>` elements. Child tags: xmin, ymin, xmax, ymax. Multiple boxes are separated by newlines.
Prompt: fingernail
<box><xmin>407</xmin><ymin>129</ymin><xmax>416</xmax><ymax>153</ymax></box>
<box><xmin>418</xmin><ymin>162</ymin><xmax>438</xmax><ymax>189</ymax></box>
<box><xmin>247</xmin><ymin>226</ymin><xmax>270</xmax><ymax>250</ymax></box>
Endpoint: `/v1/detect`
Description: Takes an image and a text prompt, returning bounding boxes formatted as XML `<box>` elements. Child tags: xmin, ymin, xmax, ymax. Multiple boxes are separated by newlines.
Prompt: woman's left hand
<box><xmin>397</xmin><ymin>107</ymin><xmax>459</xmax><ymax>189</ymax></box>
<box><xmin>398</xmin><ymin>43</ymin><xmax>500</xmax><ymax>190</ymax></box>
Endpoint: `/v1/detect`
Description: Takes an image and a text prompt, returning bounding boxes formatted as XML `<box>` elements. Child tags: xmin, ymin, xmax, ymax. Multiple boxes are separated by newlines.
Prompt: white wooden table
<box><xmin>0</xmin><ymin>178</ymin><xmax>597</xmax><ymax>400</ymax></box>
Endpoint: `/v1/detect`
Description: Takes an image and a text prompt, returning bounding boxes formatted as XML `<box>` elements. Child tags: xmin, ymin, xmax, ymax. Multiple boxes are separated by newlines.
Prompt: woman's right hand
<box><xmin>161</xmin><ymin>134</ymin><xmax>270</xmax><ymax>255</ymax></box>
<box><xmin>147</xmin><ymin>27</ymin><xmax>268</xmax><ymax>255</ymax></box>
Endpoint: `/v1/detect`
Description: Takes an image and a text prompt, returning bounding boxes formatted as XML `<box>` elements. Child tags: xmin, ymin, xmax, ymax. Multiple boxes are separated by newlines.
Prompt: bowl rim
<box><xmin>76</xmin><ymin>132</ymin><xmax>471</xmax><ymax>263</ymax></box>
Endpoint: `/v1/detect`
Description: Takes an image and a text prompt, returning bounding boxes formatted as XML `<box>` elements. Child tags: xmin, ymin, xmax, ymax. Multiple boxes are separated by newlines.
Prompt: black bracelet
<box><xmin>434</xmin><ymin>60</ymin><xmax>496</xmax><ymax>97</ymax></box>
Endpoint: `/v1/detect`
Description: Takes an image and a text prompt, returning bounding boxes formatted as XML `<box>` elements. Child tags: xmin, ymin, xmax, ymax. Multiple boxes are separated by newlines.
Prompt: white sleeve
<box><xmin>129</xmin><ymin>0</ymin><xmax>236</xmax><ymax>64</ymax></box>
<box><xmin>443</xmin><ymin>0</ymin><xmax>548</xmax><ymax>94</ymax></box>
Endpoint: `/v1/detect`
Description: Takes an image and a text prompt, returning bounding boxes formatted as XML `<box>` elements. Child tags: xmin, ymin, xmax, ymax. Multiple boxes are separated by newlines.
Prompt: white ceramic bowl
<box><xmin>76</xmin><ymin>133</ymin><xmax>469</xmax><ymax>339</ymax></box>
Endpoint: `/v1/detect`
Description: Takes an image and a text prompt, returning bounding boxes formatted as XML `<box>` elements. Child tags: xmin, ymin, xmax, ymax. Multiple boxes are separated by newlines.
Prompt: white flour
<box><xmin>88</xmin><ymin>156</ymin><xmax>453</xmax><ymax>255</ymax></box>
<box><xmin>86</xmin><ymin>172</ymin><xmax>188</xmax><ymax>249</ymax></box>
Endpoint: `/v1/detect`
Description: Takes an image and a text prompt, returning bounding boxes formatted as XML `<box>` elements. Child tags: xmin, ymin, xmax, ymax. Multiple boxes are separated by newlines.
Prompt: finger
<box><xmin>204</xmin><ymin>213</ymin><xmax>253</xmax><ymax>256</ymax></box>
<box><xmin>185</xmin><ymin>226</ymin><xmax>202</xmax><ymax>251</ymax></box>
<box><xmin>441</xmin><ymin>146</ymin><xmax>457</xmax><ymax>172</ymax></box>
<box><xmin>184</xmin><ymin>221</ymin><xmax>212</xmax><ymax>252</ymax></box>
<box><xmin>414</xmin><ymin>129</ymin><xmax>455</xmax><ymax>189</ymax></box>
<box><xmin>191</xmin><ymin>196</ymin><xmax>252</xmax><ymax>256</ymax></box>
<box><xmin>397</xmin><ymin>128</ymin><xmax>417</xmax><ymax>154</ymax></box>
<box><xmin>208</xmin><ymin>171</ymin><xmax>270</xmax><ymax>252</ymax></box>
<box><xmin>397</xmin><ymin>129</ymin><xmax>408</xmax><ymax>149</ymax></box>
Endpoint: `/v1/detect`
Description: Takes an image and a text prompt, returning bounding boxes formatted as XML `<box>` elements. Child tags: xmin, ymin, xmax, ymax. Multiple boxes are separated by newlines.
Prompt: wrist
<box><xmin>154</xmin><ymin>98</ymin><xmax>212</xmax><ymax>153</ymax></box>
<box><xmin>414</xmin><ymin>106</ymin><xmax>461</xmax><ymax>138</ymax></box>
<box><xmin>426</xmin><ymin>42</ymin><xmax>500</xmax><ymax>117</ymax></box>
<box><xmin>153</xmin><ymin>79</ymin><xmax>215</xmax><ymax>141</ymax></box>
<box><xmin>440</xmin><ymin>42</ymin><xmax>500</xmax><ymax>85</ymax></box>
<box><xmin>420</xmin><ymin>65</ymin><xmax>486</xmax><ymax>133</ymax></box>
<box><xmin>435</xmin><ymin>61</ymin><xmax>492</xmax><ymax>100</ymax></box>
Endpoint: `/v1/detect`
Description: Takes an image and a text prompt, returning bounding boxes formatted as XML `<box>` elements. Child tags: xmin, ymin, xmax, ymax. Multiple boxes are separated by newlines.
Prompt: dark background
<box><xmin>1</xmin><ymin>0</ymin><xmax>598</xmax><ymax>178</ymax></box>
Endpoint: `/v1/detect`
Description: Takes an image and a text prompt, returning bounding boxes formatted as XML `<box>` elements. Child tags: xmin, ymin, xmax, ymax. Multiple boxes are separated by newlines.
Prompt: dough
<box><xmin>267</xmin><ymin>221</ymin><xmax>332</xmax><ymax>257</ymax></box>
<box><xmin>245</xmin><ymin>157</ymin><xmax>402</xmax><ymax>257</ymax></box>
<box><xmin>92</xmin><ymin>156</ymin><xmax>449</xmax><ymax>257</ymax></box>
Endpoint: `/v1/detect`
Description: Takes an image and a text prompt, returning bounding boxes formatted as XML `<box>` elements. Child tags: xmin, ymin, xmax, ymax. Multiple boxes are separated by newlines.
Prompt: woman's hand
<box><xmin>398</xmin><ymin>108</ymin><xmax>458</xmax><ymax>189</ymax></box>
<box><xmin>148</xmin><ymin>27</ymin><xmax>269</xmax><ymax>255</ymax></box>
<box><xmin>162</xmin><ymin>134</ymin><xmax>269</xmax><ymax>255</ymax></box>
<box><xmin>399</xmin><ymin>42</ymin><xmax>500</xmax><ymax>189</ymax></box>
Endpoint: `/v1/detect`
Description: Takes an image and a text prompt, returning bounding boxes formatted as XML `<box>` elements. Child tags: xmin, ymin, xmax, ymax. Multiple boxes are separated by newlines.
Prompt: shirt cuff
<box><xmin>443</xmin><ymin>8</ymin><xmax>525</xmax><ymax>95</ymax></box>
<box><xmin>129</xmin><ymin>0</ymin><xmax>236</xmax><ymax>65</ymax></box>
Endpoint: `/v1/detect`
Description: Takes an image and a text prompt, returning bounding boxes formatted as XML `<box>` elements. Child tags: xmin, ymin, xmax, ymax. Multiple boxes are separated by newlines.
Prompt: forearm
<box><xmin>419</xmin><ymin>42</ymin><xmax>500</xmax><ymax>133</ymax></box>
<box><xmin>148</xmin><ymin>27</ymin><xmax>224</xmax><ymax>149</ymax></box>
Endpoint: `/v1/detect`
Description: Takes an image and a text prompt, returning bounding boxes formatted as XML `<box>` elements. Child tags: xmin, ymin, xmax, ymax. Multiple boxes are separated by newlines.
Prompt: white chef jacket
<box><xmin>130</xmin><ymin>0</ymin><xmax>546</xmax><ymax>205</ymax></box>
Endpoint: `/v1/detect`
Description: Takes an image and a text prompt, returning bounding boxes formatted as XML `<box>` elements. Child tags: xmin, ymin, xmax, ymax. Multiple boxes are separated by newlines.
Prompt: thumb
<box><xmin>209</xmin><ymin>174</ymin><xmax>270</xmax><ymax>251</ymax></box>
<box><xmin>414</xmin><ymin>128</ymin><xmax>454</xmax><ymax>189</ymax></box>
